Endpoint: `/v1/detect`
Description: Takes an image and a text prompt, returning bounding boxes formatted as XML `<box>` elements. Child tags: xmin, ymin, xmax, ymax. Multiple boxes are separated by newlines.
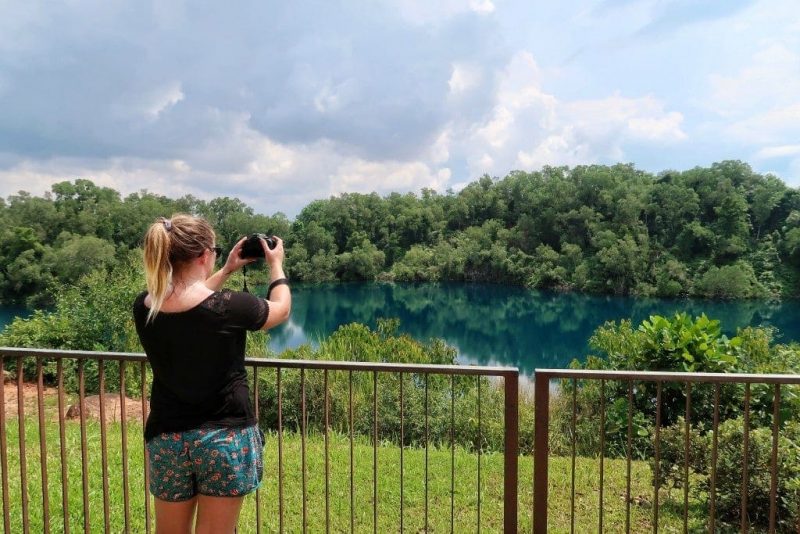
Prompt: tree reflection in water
<box><xmin>268</xmin><ymin>282</ymin><xmax>795</xmax><ymax>374</ymax></box>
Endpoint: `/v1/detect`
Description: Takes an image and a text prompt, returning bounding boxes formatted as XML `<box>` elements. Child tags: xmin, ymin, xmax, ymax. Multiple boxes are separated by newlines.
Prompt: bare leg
<box><xmin>195</xmin><ymin>495</ymin><xmax>245</xmax><ymax>534</ymax></box>
<box><xmin>154</xmin><ymin>496</ymin><xmax>197</xmax><ymax>534</ymax></box>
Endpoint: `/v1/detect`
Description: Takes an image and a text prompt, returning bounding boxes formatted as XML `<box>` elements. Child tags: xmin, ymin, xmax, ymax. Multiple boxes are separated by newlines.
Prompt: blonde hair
<box><xmin>142</xmin><ymin>214</ymin><xmax>215</xmax><ymax>323</ymax></box>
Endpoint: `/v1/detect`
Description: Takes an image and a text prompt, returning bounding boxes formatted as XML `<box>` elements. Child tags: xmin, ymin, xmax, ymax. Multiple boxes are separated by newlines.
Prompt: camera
<box><xmin>240</xmin><ymin>233</ymin><xmax>277</xmax><ymax>259</ymax></box>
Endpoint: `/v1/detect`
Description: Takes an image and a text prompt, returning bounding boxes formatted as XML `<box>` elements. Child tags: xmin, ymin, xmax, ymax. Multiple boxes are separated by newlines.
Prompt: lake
<box><xmin>0</xmin><ymin>306</ymin><xmax>29</xmax><ymax>332</ymax></box>
<box><xmin>2</xmin><ymin>283</ymin><xmax>798</xmax><ymax>374</ymax></box>
<box><xmin>267</xmin><ymin>282</ymin><xmax>800</xmax><ymax>374</ymax></box>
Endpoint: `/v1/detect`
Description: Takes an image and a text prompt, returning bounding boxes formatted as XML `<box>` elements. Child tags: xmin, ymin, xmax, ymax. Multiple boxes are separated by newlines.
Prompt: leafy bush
<box><xmin>579</xmin><ymin>313</ymin><xmax>748</xmax><ymax>432</ymax></box>
<box><xmin>391</xmin><ymin>245</ymin><xmax>441</xmax><ymax>282</ymax></box>
<box><xmin>579</xmin><ymin>315</ymin><xmax>800</xmax><ymax>430</ymax></box>
<box><xmin>694</xmin><ymin>262</ymin><xmax>767</xmax><ymax>299</ymax></box>
<box><xmin>658</xmin><ymin>417</ymin><xmax>800</xmax><ymax>532</ymax></box>
<box><xmin>253</xmin><ymin>319</ymin><xmax>535</xmax><ymax>453</ymax></box>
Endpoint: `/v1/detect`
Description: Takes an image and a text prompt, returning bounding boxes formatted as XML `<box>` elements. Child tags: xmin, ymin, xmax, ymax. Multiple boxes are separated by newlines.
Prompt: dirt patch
<box><xmin>2</xmin><ymin>379</ymin><xmax>59</xmax><ymax>418</ymax></box>
<box><xmin>66</xmin><ymin>394</ymin><xmax>148</xmax><ymax>423</ymax></box>
<box><xmin>2</xmin><ymin>376</ymin><xmax>147</xmax><ymax>423</ymax></box>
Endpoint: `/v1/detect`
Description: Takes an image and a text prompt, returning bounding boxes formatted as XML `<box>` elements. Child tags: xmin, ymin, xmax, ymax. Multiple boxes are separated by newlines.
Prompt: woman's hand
<box><xmin>222</xmin><ymin>236</ymin><xmax>257</xmax><ymax>275</ymax></box>
<box><xmin>261</xmin><ymin>236</ymin><xmax>285</xmax><ymax>267</ymax></box>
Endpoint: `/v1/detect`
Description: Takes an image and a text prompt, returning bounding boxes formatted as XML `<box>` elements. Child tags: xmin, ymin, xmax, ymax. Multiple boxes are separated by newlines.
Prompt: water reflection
<box><xmin>267</xmin><ymin>283</ymin><xmax>798</xmax><ymax>374</ymax></box>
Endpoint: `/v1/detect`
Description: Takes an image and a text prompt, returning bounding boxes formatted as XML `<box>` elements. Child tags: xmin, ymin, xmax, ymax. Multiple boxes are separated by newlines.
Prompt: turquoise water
<box><xmin>2</xmin><ymin>283</ymin><xmax>798</xmax><ymax>373</ymax></box>
<box><xmin>0</xmin><ymin>306</ymin><xmax>29</xmax><ymax>334</ymax></box>
<box><xmin>267</xmin><ymin>282</ymin><xmax>800</xmax><ymax>374</ymax></box>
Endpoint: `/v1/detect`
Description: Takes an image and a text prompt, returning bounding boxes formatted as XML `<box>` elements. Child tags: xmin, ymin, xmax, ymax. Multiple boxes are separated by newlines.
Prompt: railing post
<box><xmin>534</xmin><ymin>371</ymin><xmax>550</xmax><ymax>534</ymax></box>
<box><xmin>504</xmin><ymin>371</ymin><xmax>519</xmax><ymax>533</ymax></box>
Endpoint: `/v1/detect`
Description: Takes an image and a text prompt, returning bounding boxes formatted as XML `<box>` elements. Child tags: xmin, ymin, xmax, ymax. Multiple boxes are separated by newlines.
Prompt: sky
<box><xmin>0</xmin><ymin>0</ymin><xmax>798</xmax><ymax>218</ymax></box>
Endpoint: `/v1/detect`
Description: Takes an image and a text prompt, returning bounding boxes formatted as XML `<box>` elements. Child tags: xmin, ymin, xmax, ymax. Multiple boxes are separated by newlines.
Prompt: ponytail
<box><xmin>143</xmin><ymin>219</ymin><xmax>173</xmax><ymax>323</ymax></box>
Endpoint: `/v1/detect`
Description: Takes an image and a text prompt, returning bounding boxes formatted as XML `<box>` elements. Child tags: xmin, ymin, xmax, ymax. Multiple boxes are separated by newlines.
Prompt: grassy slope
<box><xmin>0</xmin><ymin>416</ymin><xmax>705</xmax><ymax>533</ymax></box>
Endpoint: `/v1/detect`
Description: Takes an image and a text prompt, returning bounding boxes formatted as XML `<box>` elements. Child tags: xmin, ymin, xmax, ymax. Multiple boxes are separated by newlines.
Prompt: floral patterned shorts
<box><xmin>146</xmin><ymin>425</ymin><xmax>264</xmax><ymax>502</ymax></box>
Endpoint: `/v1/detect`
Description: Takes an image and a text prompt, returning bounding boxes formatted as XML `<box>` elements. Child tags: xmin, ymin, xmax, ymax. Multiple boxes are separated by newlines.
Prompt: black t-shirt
<box><xmin>133</xmin><ymin>289</ymin><xmax>269</xmax><ymax>441</ymax></box>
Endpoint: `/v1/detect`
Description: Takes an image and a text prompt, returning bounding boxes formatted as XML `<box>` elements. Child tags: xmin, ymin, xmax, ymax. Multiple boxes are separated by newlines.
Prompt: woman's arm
<box><xmin>205</xmin><ymin>236</ymin><xmax>253</xmax><ymax>292</ymax></box>
<box><xmin>259</xmin><ymin>237</ymin><xmax>291</xmax><ymax>330</ymax></box>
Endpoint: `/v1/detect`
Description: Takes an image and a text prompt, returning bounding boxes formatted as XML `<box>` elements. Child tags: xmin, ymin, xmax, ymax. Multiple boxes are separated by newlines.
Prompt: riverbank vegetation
<box><xmin>2</xmin><ymin>160</ymin><xmax>800</xmax><ymax>308</ymax></box>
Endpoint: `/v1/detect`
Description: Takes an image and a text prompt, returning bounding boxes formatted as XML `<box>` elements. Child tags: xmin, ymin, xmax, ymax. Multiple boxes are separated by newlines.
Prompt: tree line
<box><xmin>2</xmin><ymin>159</ymin><xmax>800</xmax><ymax>307</ymax></box>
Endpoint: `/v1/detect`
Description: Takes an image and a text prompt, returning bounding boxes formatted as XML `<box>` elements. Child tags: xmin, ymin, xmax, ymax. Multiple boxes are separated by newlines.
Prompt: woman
<box><xmin>132</xmin><ymin>214</ymin><xmax>290</xmax><ymax>534</ymax></box>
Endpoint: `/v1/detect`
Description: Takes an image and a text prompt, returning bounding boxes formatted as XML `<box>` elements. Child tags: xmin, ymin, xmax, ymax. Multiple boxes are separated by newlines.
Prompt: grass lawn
<box><xmin>0</xmin><ymin>415</ymin><xmax>707</xmax><ymax>533</ymax></box>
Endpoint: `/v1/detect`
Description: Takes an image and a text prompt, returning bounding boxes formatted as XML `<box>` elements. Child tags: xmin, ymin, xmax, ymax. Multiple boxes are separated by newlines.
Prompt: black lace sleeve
<box><xmin>225</xmin><ymin>290</ymin><xmax>269</xmax><ymax>331</ymax></box>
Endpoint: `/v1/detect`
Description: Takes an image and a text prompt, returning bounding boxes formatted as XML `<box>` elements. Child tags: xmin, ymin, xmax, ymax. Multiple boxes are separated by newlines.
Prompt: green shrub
<box><xmin>391</xmin><ymin>245</ymin><xmax>441</xmax><ymax>282</ymax></box>
<box><xmin>658</xmin><ymin>417</ymin><xmax>800</xmax><ymax>532</ymax></box>
<box><xmin>579</xmin><ymin>314</ymin><xmax>744</xmax><ymax>430</ymax></box>
<box><xmin>567</xmin><ymin>313</ymin><xmax>800</xmax><ymax>489</ymax></box>
<box><xmin>694</xmin><ymin>262</ymin><xmax>767</xmax><ymax>299</ymax></box>
<box><xmin>252</xmin><ymin>320</ymin><xmax>534</xmax><ymax>453</ymax></box>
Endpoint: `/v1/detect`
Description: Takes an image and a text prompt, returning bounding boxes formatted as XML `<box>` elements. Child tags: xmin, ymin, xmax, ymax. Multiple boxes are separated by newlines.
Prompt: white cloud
<box><xmin>701</xmin><ymin>9</ymin><xmax>800</xmax><ymax>156</ymax></box>
<box><xmin>470</xmin><ymin>0</ymin><xmax>496</xmax><ymax>15</ymax></box>
<box><xmin>313</xmin><ymin>79</ymin><xmax>355</xmax><ymax>114</ymax></box>
<box><xmin>517</xmin><ymin>131</ymin><xmax>585</xmax><ymax>169</ymax></box>
<box><xmin>463</xmin><ymin>51</ymin><xmax>686</xmax><ymax>177</ymax></box>
<box><xmin>0</xmin><ymin>156</ymin><xmax>196</xmax><ymax>200</ymax></box>
<box><xmin>708</xmin><ymin>42</ymin><xmax>800</xmax><ymax>118</ymax></box>
<box><xmin>245</xmin><ymin>138</ymin><xmax>297</xmax><ymax>179</ymax></box>
<box><xmin>430</xmin><ymin>128</ymin><xmax>452</xmax><ymax>164</ymax></box>
<box><xmin>0</xmin><ymin>118</ymin><xmax>453</xmax><ymax>216</ymax></box>
<box><xmin>755</xmin><ymin>144</ymin><xmax>800</xmax><ymax>159</ymax></box>
<box><xmin>392</xmin><ymin>0</ymin><xmax>496</xmax><ymax>24</ymax></box>
<box><xmin>729</xmin><ymin>104</ymin><xmax>800</xmax><ymax>145</ymax></box>
<box><xmin>111</xmin><ymin>82</ymin><xmax>185</xmax><ymax>122</ymax></box>
<box><xmin>448</xmin><ymin>63</ymin><xmax>483</xmax><ymax>94</ymax></box>
<box><xmin>565</xmin><ymin>94</ymin><xmax>685</xmax><ymax>141</ymax></box>
<box><xmin>334</xmin><ymin>159</ymin><xmax>447</xmax><ymax>194</ymax></box>
<box><xmin>627</xmin><ymin>113</ymin><xmax>686</xmax><ymax>141</ymax></box>
<box><xmin>147</xmin><ymin>83</ymin><xmax>184</xmax><ymax>119</ymax></box>
<box><xmin>476</xmin><ymin>107</ymin><xmax>515</xmax><ymax>149</ymax></box>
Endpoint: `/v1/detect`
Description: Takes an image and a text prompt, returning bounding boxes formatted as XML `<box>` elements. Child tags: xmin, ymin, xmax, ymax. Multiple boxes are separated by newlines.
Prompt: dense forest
<box><xmin>2</xmin><ymin>159</ymin><xmax>799</xmax><ymax>308</ymax></box>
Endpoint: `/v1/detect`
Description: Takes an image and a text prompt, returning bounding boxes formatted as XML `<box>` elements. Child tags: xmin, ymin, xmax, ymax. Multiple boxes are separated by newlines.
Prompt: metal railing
<box><xmin>3</xmin><ymin>347</ymin><xmax>800</xmax><ymax>533</ymax></box>
<box><xmin>0</xmin><ymin>347</ymin><xmax>519</xmax><ymax>533</ymax></box>
<box><xmin>533</xmin><ymin>369</ymin><xmax>800</xmax><ymax>534</ymax></box>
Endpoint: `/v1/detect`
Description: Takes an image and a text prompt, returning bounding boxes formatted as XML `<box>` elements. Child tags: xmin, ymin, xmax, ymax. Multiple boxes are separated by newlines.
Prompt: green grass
<box><xmin>0</xmin><ymin>415</ymin><xmax>706</xmax><ymax>533</ymax></box>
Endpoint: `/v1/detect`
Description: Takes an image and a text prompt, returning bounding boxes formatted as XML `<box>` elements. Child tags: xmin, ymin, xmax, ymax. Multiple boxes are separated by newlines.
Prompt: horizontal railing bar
<box><xmin>0</xmin><ymin>347</ymin><xmax>517</xmax><ymax>376</ymax></box>
<box><xmin>246</xmin><ymin>358</ymin><xmax>517</xmax><ymax>375</ymax></box>
<box><xmin>10</xmin><ymin>347</ymin><xmax>799</xmax><ymax>382</ymax></box>
<box><xmin>536</xmin><ymin>368</ymin><xmax>800</xmax><ymax>384</ymax></box>
<box><xmin>0</xmin><ymin>347</ymin><xmax>148</xmax><ymax>362</ymax></box>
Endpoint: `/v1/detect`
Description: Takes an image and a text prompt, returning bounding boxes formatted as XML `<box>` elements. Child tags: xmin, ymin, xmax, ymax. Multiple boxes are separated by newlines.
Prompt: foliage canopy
<box><xmin>2</xmin><ymin>161</ymin><xmax>800</xmax><ymax>307</ymax></box>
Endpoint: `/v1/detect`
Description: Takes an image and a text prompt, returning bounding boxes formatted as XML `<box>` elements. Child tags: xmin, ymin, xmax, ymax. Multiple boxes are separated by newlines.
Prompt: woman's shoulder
<box><xmin>131</xmin><ymin>291</ymin><xmax>149</xmax><ymax>324</ymax></box>
<box><xmin>210</xmin><ymin>289</ymin><xmax>268</xmax><ymax>329</ymax></box>
<box><xmin>132</xmin><ymin>290</ymin><xmax>148</xmax><ymax>309</ymax></box>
